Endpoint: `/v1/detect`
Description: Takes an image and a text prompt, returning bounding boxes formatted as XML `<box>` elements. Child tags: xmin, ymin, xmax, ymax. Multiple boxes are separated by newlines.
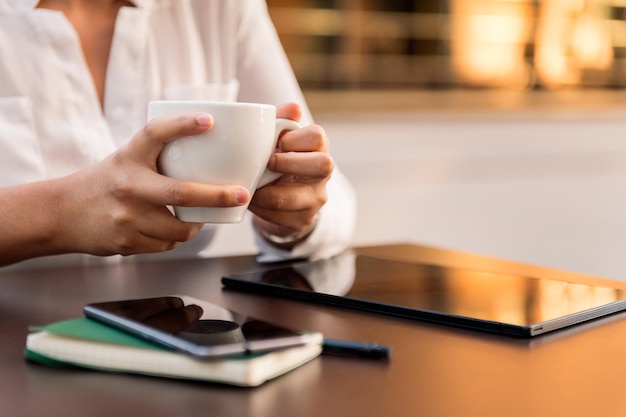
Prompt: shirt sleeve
<box><xmin>234</xmin><ymin>0</ymin><xmax>357</xmax><ymax>262</ymax></box>
<box><xmin>234</xmin><ymin>0</ymin><xmax>314</xmax><ymax>124</ymax></box>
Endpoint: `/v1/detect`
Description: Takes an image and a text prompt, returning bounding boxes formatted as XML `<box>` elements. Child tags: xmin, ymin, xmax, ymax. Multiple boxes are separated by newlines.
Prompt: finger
<box><xmin>141</xmin><ymin>176</ymin><xmax>250</xmax><ymax>209</ymax></box>
<box><xmin>269</xmin><ymin>152</ymin><xmax>334</xmax><ymax>178</ymax></box>
<box><xmin>135</xmin><ymin>207</ymin><xmax>202</xmax><ymax>243</ymax></box>
<box><xmin>276</xmin><ymin>102</ymin><xmax>302</xmax><ymax>122</ymax></box>
<box><xmin>111</xmin><ymin>228</ymin><xmax>184</xmax><ymax>256</ymax></box>
<box><xmin>279</xmin><ymin>125</ymin><xmax>329</xmax><ymax>152</ymax></box>
<box><xmin>252</xmin><ymin>182</ymin><xmax>326</xmax><ymax>213</ymax></box>
<box><xmin>130</xmin><ymin>113</ymin><xmax>214</xmax><ymax>161</ymax></box>
<box><xmin>252</xmin><ymin>205</ymin><xmax>318</xmax><ymax>232</ymax></box>
<box><xmin>107</xmin><ymin>156</ymin><xmax>250</xmax><ymax>209</ymax></box>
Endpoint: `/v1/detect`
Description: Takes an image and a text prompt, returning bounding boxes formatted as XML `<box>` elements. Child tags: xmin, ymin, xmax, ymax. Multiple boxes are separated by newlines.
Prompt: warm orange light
<box><xmin>534</xmin><ymin>0</ymin><xmax>613</xmax><ymax>88</ymax></box>
<box><xmin>450</xmin><ymin>0</ymin><xmax>534</xmax><ymax>88</ymax></box>
<box><xmin>451</xmin><ymin>0</ymin><xmax>615</xmax><ymax>89</ymax></box>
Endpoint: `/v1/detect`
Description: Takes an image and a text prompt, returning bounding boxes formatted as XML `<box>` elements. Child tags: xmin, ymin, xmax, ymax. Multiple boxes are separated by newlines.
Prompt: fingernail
<box><xmin>236</xmin><ymin>188</ymin><xmax>249</xmax><ymax>205</ymax></box>
<box><xmin>196</xmin><ymin>113</ymin><xmax>213</xmax><ymax>127</ymax></box>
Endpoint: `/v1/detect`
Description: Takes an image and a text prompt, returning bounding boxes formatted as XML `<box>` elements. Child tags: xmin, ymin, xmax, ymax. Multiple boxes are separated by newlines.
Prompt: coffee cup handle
<box><xmin>256</xmin><ymin>118</ymin><xmax>303</xmax><ymax>188</ymax></box>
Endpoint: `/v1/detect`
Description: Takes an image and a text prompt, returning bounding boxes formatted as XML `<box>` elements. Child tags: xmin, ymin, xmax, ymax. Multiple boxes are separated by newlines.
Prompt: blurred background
<box><xmin>268</xmin><ymin>0</ymin><xmax>624</xmax><ymax>91</ymax></box>
<box><xmin>212</xmin><ymin>1</ymin><xmax>626</xmax><ymax>282</ymax></box>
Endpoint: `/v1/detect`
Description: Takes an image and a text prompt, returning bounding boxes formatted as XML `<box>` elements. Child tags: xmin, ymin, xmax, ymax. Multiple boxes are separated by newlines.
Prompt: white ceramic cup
<box><xmin>148</xmin><ymin>100</ymin><xmax>301</xmax><ymax>223</ymax></box>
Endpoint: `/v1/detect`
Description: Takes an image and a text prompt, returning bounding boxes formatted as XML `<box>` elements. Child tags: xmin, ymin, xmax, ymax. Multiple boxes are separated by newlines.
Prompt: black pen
<box><xmin>322</xmin><ymin>339</ymin><xmax>391</xmax><ymax>361</ymax></box>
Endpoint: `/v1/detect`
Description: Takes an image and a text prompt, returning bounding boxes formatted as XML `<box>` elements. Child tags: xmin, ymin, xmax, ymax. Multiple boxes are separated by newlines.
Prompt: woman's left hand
<box><xmin>249</xmin><ymin>102</ymin><xmax>334</xmax><ymax>248</ymax></box>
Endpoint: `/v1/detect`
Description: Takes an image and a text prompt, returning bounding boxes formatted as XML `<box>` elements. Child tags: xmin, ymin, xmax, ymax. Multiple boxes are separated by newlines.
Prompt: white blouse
<box><xmin>0</xmin><ymin>0</ymin><xmax>356</xmax><ymax>268</ymax></box>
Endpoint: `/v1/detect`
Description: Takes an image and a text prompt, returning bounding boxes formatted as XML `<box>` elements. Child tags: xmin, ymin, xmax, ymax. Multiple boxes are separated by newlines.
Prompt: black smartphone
<box><xmin>83</xmin><ymin>295</ymin><xmax>316</xmax><ymax>359</ymax></box>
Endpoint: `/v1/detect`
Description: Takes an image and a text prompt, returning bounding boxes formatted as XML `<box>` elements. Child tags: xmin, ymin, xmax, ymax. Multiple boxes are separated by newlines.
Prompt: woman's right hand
<box><xmin>55</xmin><ymin>112</ymin><xmax>250</xmax><ymax>257</ymax></box>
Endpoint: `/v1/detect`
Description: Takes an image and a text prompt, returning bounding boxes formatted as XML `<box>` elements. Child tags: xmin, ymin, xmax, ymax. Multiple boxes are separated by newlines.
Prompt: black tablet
<box><xmin>221</xmin><ymin>251</ymin><xmax>626</xmax><ymax>337</ymax></box>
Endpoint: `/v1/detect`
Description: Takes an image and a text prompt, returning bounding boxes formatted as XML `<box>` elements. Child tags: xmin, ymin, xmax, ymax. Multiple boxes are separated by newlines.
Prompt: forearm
<box><xmin>0</xmin><ymin>178</ymin><xmax>68</xmax><ymax>266</ymax></box>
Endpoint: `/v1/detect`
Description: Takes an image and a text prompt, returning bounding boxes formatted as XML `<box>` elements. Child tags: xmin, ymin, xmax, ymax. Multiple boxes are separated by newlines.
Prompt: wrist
<box><xmin>255</xmin><ymin>213</ymin><xmax>320</xmax><ymax>249</ymax></box>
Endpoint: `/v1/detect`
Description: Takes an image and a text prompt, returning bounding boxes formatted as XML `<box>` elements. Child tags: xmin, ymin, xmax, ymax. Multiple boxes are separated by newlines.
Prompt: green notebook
<box><xmin>25</xmin><ymin>318</ymin><xmax>323</xmax><ymax>387</ymax></box>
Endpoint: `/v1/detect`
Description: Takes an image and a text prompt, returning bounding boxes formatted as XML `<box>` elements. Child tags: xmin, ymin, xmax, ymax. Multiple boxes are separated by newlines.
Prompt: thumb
<box><xmin>131</xmin><ymin>113</ymin><xmax>215</xmax><ymax>162</ymax></box>
<box><xmin>276</xmin><ymin>102</ymin><xmax>302</xmax><ymax>123</ymax></box>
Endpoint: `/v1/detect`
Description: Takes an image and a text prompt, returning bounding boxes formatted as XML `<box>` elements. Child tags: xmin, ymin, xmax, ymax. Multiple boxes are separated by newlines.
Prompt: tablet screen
<box><xmin>222</xmin><ymin>252</ymin><xmax>626</xmax><ymax>337</ymax></box>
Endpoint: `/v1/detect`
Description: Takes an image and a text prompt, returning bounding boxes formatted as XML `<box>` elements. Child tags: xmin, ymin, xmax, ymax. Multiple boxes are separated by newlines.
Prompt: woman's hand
<box><xmin>56</xmin><ymin>113</ymin><xmax>250</xmax><ymax>256</ymax></box>
<box><xmin>249</xmin><ymin>103</ymin><xmax>334</xmax><ymax>248</ymax></box>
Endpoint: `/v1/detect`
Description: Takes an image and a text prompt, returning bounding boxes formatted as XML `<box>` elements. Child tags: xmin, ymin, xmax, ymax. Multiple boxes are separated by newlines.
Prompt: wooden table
<box><xmin>2</xmin><ymin>243</ymin><xmax>626</xmax><ymax>417</ymax></box>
